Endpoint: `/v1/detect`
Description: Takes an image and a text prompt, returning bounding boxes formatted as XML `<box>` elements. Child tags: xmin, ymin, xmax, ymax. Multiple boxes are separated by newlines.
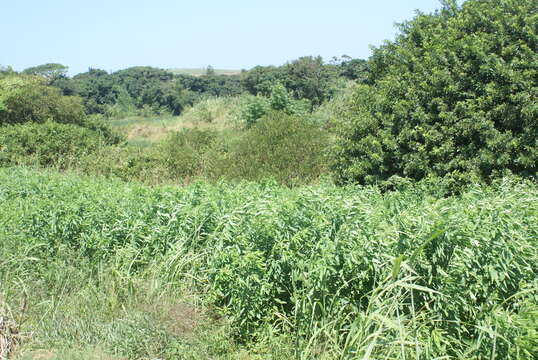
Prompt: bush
<box><xmin>157</xmin><ymin>128</ymin><xmax>218</xmax><ymax>180</ymax></box>
<box><xmin>333</xmin><ymin>0</ymin><xmax>538</xmax><ymax>187</ymax></box>
<box><xmin>0</xmin><ymin>76</ymin><xmax>86</xmax><ymax>126</ymax></box>
<box><xmin>0</xmin><ymin>122</ymin><xmax>108</xmax><ymax>167</ymax></box>
<box><xmin>241</xmin><ymin>96</ymin><xmax>270</xmax><ymax>128</ymax></box>
<box><xmin>77</xmin><ymin>145</ymin><xmax>169</xmax><ymax>184</ymax></box>
<box><xmin>241</xmin><ymin>85</ymin><xmax>310</xmax><ymax>128</ymax></box>
<box><xmin>218</xmin><ymin>111</ymin><xmax>330</xmax><ymax>185</ymax></box>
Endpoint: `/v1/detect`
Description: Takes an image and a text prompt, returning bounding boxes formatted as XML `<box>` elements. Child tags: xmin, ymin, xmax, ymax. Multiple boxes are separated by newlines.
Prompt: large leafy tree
<box><xmin>242</xmin><ymin>65</ymin><xmax>284</xmax><ymax>96</ymax></box>
<box><xmin>112</xmin><ymin>66</ymin><xmax>175</xmax><ymax>102</ymax></box>
<box><xmin>70</xmin><ymin>68</ymin><xmax>127</xmax><ymax>114</ymax></box>
<box><xmin>243</xmin><ymin>57</ymin><xmax>339</xmax><ymax>106</ymax></box>
<box><xmin>281</xmin><ymin>56</ymin><xmax>337</xmax><ymax>106</ymax></box>
<box><xmin>333</xmin><ymin>0</ymin><xmax>538</xmax><ymax>186</ymax></box>
<box><xmin>22</xmin><ymin>63</ymin><xmax>68</xmax><ymax>83</ymax></box>
<box><xmin>0</xmin><ymin>75</ymin><xmax>85</xmax><ymax>126</ymax></box>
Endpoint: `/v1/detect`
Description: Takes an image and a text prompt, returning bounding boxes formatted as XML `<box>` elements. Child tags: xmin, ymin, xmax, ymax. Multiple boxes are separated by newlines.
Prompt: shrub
<box><xmin>241</xmin><ymin>85</ymin><xmax>310</xmax><ymax>128</ymax></box>
<box><xmin>0</xmin><ymin>122</ymin><xmax>107</xmax><ymax>167</ymax></box>
<box><xmin>157</xmin><ymin>128</ymin><xmax>218</xmax><ymax>180</ymax></box>
<box><xmin>77</xmin><ymin>145</ymin><xmax>169</xmax><ymax>184</ymax></box>
<box><xmin>0</xmin><ymin>75</ymin><xmax>86</xmax><ymax>126</ymax></box>
<box><xmin>332</xmin><ymin>0</ymin><xmax>538</xmax><ymax>187</ymax></box>
<box><xmin>218</xmin><ymin>111</ymin><xmax>330</xmax><ymax>185</ymax></box>
<box><xmin>241</xmin><ymin>96</ymin><xmax>269</xmax><ymax>128</ymax></box>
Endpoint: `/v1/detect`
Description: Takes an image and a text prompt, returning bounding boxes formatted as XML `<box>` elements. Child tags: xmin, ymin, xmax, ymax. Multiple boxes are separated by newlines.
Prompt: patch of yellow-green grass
<box><xmin>111</xmin><ymin>96</ymin><xmax>252</xmax><ymax>146</ymax></box>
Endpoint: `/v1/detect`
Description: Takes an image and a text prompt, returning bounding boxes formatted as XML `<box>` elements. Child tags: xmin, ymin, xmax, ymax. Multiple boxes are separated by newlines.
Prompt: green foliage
<box><xmin>0</xmin><ymin>122</ymin><xmax>108</xmax><ymax>167</ymax></box>
<box><xmin>0</xmin><ymin>74</ymin><xmax>121</xmax><ymax>163</ymax></box>
<box><xmin>75</xmin><ymin>145</ymin><xmax>167</xmax><ymax>184</ymax></box>
<box><xmin>268</xmin><ymin>83</ymin><xmax>293</xmax><ymax>111</ymax></box>
<box><xmin>243</xmin><ymin>56</ymin><xmax>346</xmax><ymax>106</ymax></box>
<box><xmin>22</xmin><ymin>63</ymin><xmax>69</xmax><ymax>82</ymax></box>
<box><xmin>310</xmin><ymin>80</ymin><xmax>356</xmax><ymax>128</ymax></box>
<box><xmin>282</xmin><ymin>56</ymin><xmax>338</xmax><ymax>106</ymax></box>
<box><xmin>241</xmin><ymin>85</ymin><xmax>310</xmax><ymax>127</ymax></box>
<box><xmin>176</xmin><ymin>73</ymin><xmax>246</xmax><ymax>97</ymax></box>
<box><xmin>514</xmin><ymin>303</ymin><xmax>538</xmax><ymax>359</ymax></box>
<box><xmin>243</xmin><ymin>65</ymin><xmax>283</xmax><ymax>96</ymax></box>
<box><xmin>113</xmin><ymin>66</ymin><xmax>199</xmax><ymax>115</ymax></box>
<box><xmin>218</xmin><ymin>111</ymin><xmax>330</xmax><ymax>185</ymax></box>
<box><xmin>56</xmin><ymin>68</ymin><xmax>134</xmax><ymax>115</ymax></box>
<box><xmin>0</xmin><ymin>75</ymin><xmax>86</xmax><ymax>126</ymax></box>
<box><xmin>176</xmin><ymin>95</ymin><xmax>251</xmax><ymax>127</ymax></box>
<box><xmin>157</xmin><ymin>128</ymin><xmax>218</xmax><ymax>179</ymax></box>
<box><xmin>52</xmin><ymin>67</ymin><xmax>200</xmax><ymax>116</ymax></box>
<box><xmin>39</xmin><ymin>55</ymin><xmax>364</xmax><ymax>120</ymax></box>
<box><xmin>86</xmin><ymin>109</ymin><xmax>329</xmax><ymax>186</ymax></box>
<box><xmin>242</xmin><ymin>95</ymin><xmax>270</xmax><ymax>128</ymax></box>
<box><xmin>333</xmin><ymin>0</ymin><xmax>538</xmax><ymax>187</ymax></box>
<box><xmin>1</xmin><ymin>168</ymin><xmax>536</xmax><ymax>359</ymax></box>
<box><xmin>242</xmin><ymin>57</ymin><xmax>342</xmax><ymax>106</ymax></box>
<box><xmin>337</xmin><ymin>56</ymin><xmax>369</xmax><ymax>82</ymax></box>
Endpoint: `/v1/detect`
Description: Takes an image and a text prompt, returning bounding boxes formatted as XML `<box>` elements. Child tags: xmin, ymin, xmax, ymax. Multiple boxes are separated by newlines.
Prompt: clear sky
<box><xmin>2</xmin><ymin>0</ymin><xmax>445</xmax><ymax>75</ymax></box>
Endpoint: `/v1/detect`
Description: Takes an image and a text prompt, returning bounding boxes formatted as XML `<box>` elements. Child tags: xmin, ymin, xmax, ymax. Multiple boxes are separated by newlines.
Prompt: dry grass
<box><xmin>18</xmin><ymin>348</ymin><xmax>125</xmax><ymax>360</ymax></box>
<box><xmin>123</xmin><ymin>120</ymin><xmax>224</xmax><ymax>145</ymax></box>
<box><xmin>0</xmin><ymin>316</ymin><xmax>19</xmax><ymax>360</ymax></box>
<box><xmin>119</xmin><ymin>97</ymin><xmax>245</xmax><ymax>145</ymax></box>
<box><xmin>141</xmin><ymin>299</ymin><xmax>204</xmax><ymax>338</ymax></box>
<box><xmin>125</xmin><ymin>124</ymin><xmax>170</xmax><ymax>142</ymax></box>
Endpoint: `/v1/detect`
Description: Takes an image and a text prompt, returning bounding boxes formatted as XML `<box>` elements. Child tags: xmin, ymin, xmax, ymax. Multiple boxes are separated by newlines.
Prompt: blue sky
<box><xmin>2</xmin><ymin>0</ymin><xmax>445</xmax><ymax>75</ymax></box>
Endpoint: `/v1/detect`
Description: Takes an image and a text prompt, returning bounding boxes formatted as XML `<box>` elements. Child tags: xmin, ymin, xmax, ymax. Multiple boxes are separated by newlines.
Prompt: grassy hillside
<box><xmin>1</xmin><ymin>167</ymin><xmax>537</xmax><ymax>359</ymax></box>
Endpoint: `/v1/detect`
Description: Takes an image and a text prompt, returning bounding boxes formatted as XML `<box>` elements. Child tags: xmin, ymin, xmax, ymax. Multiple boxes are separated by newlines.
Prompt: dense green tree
<box><xmin>202</xmin><ymin>74</ymin><xmax>245</xmax><ymax>97</ymax></box>
<box><xmin>51</xmin><ymin>69</ymin><xmax>124</xmax><ymax>114</ymax></box>
<box><xmin>113</xmin><ymin>66</ymin><xmax>174</xmax><ymax>101</ymax></box>
<box><xmin>71</xmin><ymin>69</ymin><xmax>128</xmax><ymax>114</ymax></box>
<box><xmin>333</xmin><ymin>0</ymin><xmax>538</xmax><ymax>187</ymax></box>
<box><xmin>50</xmin><ymin>66</ymin><xmax>200</xmax><ymax>116</ymax></box>
<box><xmin>0</xmin><ymin>75</ymin><xmax>85</xmax><ymax>126</ymax></box>
<box><xmin>281</xmin><ymin>56</ymin><xmax>338</xmax><ymax>106</ymax></box>
<box><xmin>243</xmin><ymin>57</ymin><xmax>342</xmax><ymax>106</ymax></box>
<box><xmin>242</xmin><ymin>65</ymin><xmax>284</xmax><ymax>96</ymax></box>
<box><xmin>22</xmin><ymin>63</ymin><xmax>69</xmax><ymax>83</ymax></box>
<box><xmin>338</xmin><ymin>57</ymin><xmax>369</xmax><ymax>82</ymax></box>
<box><xmin>112</xmin><ymin>67</ymin><xmax>199</xmax><ymax>115</ymax></box>
<box><xmin>176</xmin><ymin>73</ymin><xmax>245</xmax><ymax>97</ymax></box>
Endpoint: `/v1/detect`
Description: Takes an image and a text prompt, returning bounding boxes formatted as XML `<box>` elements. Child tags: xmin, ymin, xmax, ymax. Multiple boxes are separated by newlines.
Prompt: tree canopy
<box><xmin>333</xmin><ymin>0</ymin><xmax>538</xmax><ymax>187</ymax></box>
<box><xmin>22</xmin><ymin>63</ymin><xmax>69</xmax><ymax>82</ymax></box>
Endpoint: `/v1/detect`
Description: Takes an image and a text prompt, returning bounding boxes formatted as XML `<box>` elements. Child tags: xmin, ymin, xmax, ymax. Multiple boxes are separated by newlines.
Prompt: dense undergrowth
<box><xmin>1</xmin><ymin>1</ymin><xmax>537</xmax><ymax>358</ymax></box>
<box><xmin>1</xmin><ymin>167</ymin><xmax>536</xmax><ymax>359</ymax></box>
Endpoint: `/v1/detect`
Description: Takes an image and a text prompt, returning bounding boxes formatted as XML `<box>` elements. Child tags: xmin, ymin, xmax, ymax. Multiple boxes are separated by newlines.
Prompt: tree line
<box><xmin>1</xmin><ymin>0</ymin><xmax>536</xmax><ymax>189</ymax></box>
<box><xmin>2</xmin><ymin>56</ymin><xmax>368</xmax><ymax>118</ymax></box>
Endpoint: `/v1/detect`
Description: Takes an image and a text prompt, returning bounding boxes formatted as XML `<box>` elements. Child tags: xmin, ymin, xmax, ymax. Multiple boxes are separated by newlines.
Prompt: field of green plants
<box><xmin>1</xmin><ymin>168</ymin><xmax>537</xmax><ymax>359</ymax></box>
<box><xmin>1</xmin><ymin>0</ymin><xmax>537</xmax><ymax>358</ymax></box>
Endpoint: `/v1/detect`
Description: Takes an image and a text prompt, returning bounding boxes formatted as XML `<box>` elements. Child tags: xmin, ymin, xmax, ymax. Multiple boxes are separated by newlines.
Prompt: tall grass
<box><xmin>1</xmin><ymin>168</ymin><xmax>536</xmax><ymax>359</ymax></box>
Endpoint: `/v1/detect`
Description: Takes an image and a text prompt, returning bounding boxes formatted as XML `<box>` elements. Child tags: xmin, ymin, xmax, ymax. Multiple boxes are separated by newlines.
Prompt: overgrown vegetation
<box><xmin>332</xmin><ymin>0</ymin><xmax>538</xmax><ymax>188</ymax></box>
<box><xmin>1</xmin><ymin>168</ymin><xmax>537</xmax><ymax>359</ymax></box>
<box><xmin>1</xmin><ymin>0</ymin><xmax>537</xmax><ymax>358</ymax></box>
